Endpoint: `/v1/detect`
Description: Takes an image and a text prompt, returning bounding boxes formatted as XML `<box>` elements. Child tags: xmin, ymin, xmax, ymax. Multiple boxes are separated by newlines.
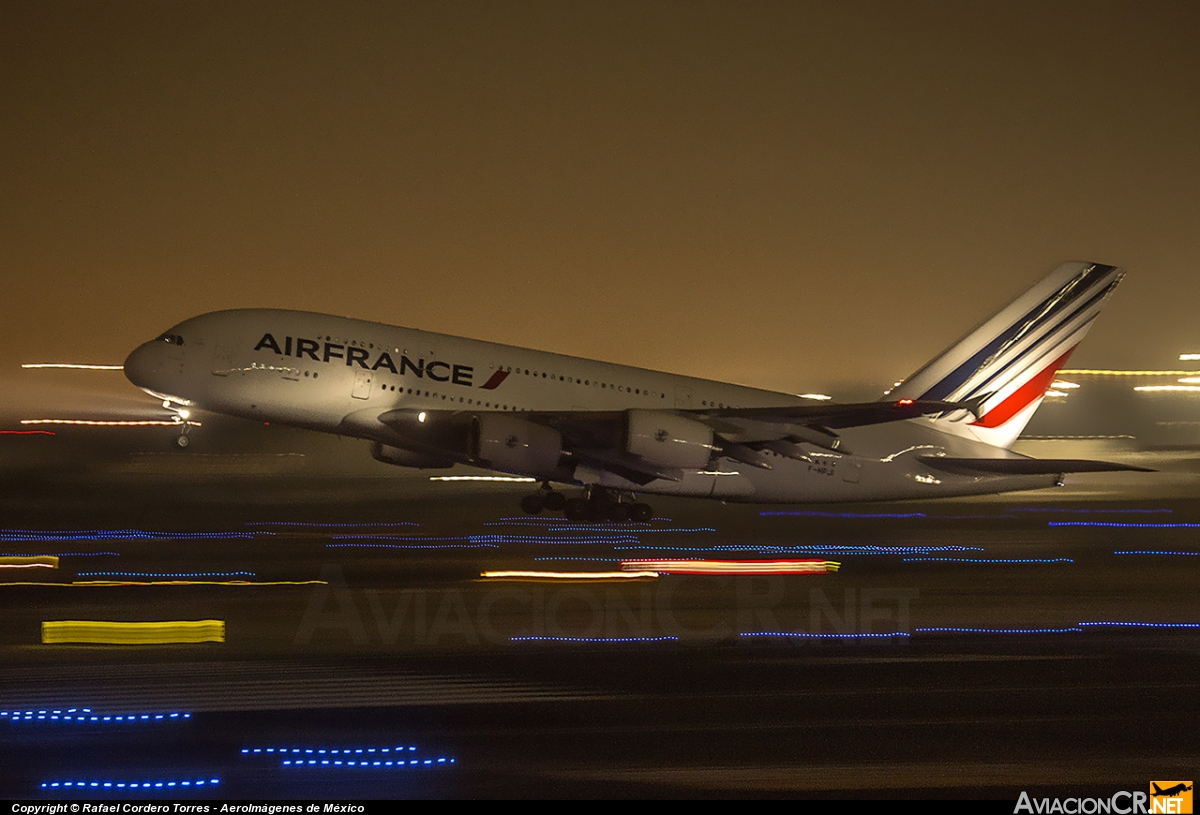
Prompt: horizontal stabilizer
<box><xmin>917</xmin><ymin>455</ymin><xmax>1154</xmax><ymax>476</ymax></box>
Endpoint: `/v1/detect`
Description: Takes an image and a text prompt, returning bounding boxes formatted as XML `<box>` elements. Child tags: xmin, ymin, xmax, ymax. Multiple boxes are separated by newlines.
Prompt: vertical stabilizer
<box><xmin>888</xmin><ymin>261</ymin><xmax>1123</xmax><ymax>449</ymax></box>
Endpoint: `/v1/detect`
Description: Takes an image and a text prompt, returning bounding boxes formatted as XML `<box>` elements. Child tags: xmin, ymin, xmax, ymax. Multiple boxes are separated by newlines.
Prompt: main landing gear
<box><xmin>521</xmin><ymin>483</ymin><xmax>652</xmax><ymax>523</ymax></box>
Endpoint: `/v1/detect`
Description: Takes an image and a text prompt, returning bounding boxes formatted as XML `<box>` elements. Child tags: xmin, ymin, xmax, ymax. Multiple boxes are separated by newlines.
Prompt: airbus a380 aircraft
<box><xmin>124</xmin><ymin>261</ymin><xmax>1144</xmax><ymax>521</ymax></box>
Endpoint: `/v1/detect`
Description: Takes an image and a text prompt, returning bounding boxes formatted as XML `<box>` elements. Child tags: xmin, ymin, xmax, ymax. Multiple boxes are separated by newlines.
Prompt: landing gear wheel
<box><xmin>563</xmin><ymin>497</ymin><xmax>589</xmax><ymax>522</ymax></box>
<box><xmin>607</xmin><ymin>503</ymin><xmax>631</xmax><ymax>523</ymax></box>
<box><xmin>520</xmin><ymin>493</ymin><xmax>544</xmax><ymax>515</ymax></box>
<box><xmin>543</xmin><ymin>490</ymin><xmax>567</xmax><ymax>512</ymax></box>
<box><xmin>630</xmin><ymin>503</ymin><xmax>652</xmax><ymax>523</ymax></box>
<box><xmin>174</xmin><ymin>434</ymin><xmax>191</xmax><ymax>450</ymax></box>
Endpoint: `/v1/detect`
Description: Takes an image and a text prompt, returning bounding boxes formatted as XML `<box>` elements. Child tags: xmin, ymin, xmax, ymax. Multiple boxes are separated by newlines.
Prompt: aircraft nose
<box><xmin>123</xmin><ymin>341</ymin><xmax>163</xmax><ymax>391</ymax></box>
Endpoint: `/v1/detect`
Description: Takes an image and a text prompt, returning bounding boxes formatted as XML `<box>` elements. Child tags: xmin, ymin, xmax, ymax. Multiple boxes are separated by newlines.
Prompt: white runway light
<box><xmin>21</xmin><ymin>363</ymin><xmax>124</xmax><ymax>370</ymax></box>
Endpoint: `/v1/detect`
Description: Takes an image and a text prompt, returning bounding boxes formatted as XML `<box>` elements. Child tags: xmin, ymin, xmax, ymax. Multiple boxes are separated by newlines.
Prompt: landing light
<box><xmin>418</xmin><ymin>412</ymin><xmax>426</xmax><ymax>423</ymax></box>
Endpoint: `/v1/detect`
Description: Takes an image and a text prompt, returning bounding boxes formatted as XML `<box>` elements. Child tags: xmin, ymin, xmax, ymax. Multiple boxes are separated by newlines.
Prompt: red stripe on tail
<box><xmin>971</xmin><ymin>348</ymin><xmax>1075</xmax><ymax>429</ymax></box>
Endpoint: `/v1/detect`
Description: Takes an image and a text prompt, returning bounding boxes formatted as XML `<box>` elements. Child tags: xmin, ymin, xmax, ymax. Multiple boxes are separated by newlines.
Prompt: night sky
<box><xmin>4</xmin><ymin>2</ymin><xmax>1200</xmax><ymax>405</ymax></box>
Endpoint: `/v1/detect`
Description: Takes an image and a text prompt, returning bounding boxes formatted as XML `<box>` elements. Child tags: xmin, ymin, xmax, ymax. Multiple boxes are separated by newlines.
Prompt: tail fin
<box><xmin>888</xmin><ymin>261</ymin><xmax>1124</xmax><ymax>449</ymax></box>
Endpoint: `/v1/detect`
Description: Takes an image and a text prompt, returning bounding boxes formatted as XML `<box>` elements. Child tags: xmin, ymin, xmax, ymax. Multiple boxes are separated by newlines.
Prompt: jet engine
<box><xmin>370</xmin><ymin>441</ymin><xmax>456</xmax><ymax>469</ymax></box>
<box><xmin>626</xmin><ymin>409</ymin><xmax>714</xmax><ymax>469</ymax></box>
<box><xmin>471</xmin><ymin>414</ymin><xmax>563</xmax><ymax>474</ymax></box>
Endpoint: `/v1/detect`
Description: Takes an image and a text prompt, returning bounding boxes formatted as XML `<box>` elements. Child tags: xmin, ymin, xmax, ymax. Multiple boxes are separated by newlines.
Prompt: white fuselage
<box><xmin>124</xmin><ymin>309</ymin><xmax>1060</xmax><ymax>503</ymax></box>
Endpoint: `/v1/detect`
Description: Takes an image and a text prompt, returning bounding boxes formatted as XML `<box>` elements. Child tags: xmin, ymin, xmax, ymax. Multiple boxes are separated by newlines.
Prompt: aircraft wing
<box><xmin>517</xmin><ymin>398</ymin><xmax>967</xmax><ymax>440</ymax></box>
<box><xmin>517</xmin><ymin>398</ymin><xmax>969</xmax><ymax>452</ymax></box>
<box><xmin>673</xmin><ymin>398</ymin><xmax>969</xmax><ymax>429</ymax></box>
<box><xmin>371</xmin><ymin>398</ymin><xmax>967</xmax><ymax>483</ymax></box>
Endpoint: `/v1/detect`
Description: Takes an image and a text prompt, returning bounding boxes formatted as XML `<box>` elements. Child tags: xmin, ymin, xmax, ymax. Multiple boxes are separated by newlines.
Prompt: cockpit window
<box><xmin>157</xmin><ymin>333</ymin><xmax>185</xmax><ymax>346</ymax></box>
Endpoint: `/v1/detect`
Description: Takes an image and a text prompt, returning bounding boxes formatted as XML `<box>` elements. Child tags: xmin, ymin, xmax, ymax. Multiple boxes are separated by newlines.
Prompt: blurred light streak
<box><xmin>282</xmin><ymin>757</ymin><xmax>453</xmax><ymax>768</ymax></box>
<box><xmin>761</xmin><ymin>510</ymin><xmax>927</xmax><ymax>518</ymax></box>
<box><xmin>429</xmin><ymin>475</ymin><xmax>537</xmax><ymax>482</ymax></box>
<box><xmin>245</xmin><ymin>521</ymin><xmax>419</xmax><ymax>528</ymax></box>
<box><xmin>512</xmin><ymin>635</ymin><xmax>678</xmax><ymax>643</ymax></box>
<box><xmin>914</xmin><ymin>627</ymin><xmax>1081</xmax><ymax>634</ymax></box>
<box><xmin>68</xmin><ymin>579</ymin><xmax>323</xmax><ymax>586</ymax></box>
<box><xmin>741</xmin><ymin>632</ymin><xmax>910</xmax><ymax>640</ymax></box>
<box><xmin>328</xmin><ymin>542</ymin><xmax>499</xmax><ymax>550</ymax></box>
<box><xmin>0</xmin><ymin>555</ymin><xmax>58</xmax><ymax>568</ymax></box>
<box><xmin>797</xmin><ymin>393</ymin><xmax>833</xmax><ymax>400</ymax></box>
<box><xmin>0</xmin><ymin>529</ymin><xmax>260</xmax><ymax>541</ymax></box>
<box><xmin>22</xmin><ymin>363</ymin><xmax>124</xmax><ymax>370</ymax></box>
<box><xmin>1051</xmin><ymin>380</ymin><xmax>1080</xmax><ymax>389</ymax></box>
<box><xmin>1113</xmin><ymin>550</ymin><xmax>1200</xmax><ymax>556</ymax></box>
<box><xmin>247</xmin><ymin>745</ymin><xmax>456</xmax><ymax>769</ymax></box>
<box><xmin>77</xmin><ymin>570</ymin><xmax>254</xmax><ymax>577</ymax></box>
<box><xmin>244</xmin><ymin>745</ymin><xmax>418</xmax><ymax>755</ymax></box>
<box><xmin>1049</xmin><ymin>521</ymin><xmax>1200</xmax><ymax>528</ymax></box>
<box><xmin>534</xmin><ymin>557</ymin><xmax>621</xmax><ymax>563</ymax></box>
<box><xmin>41</xmin><ymin>778</ymin><xmax>217</xmax><ymax>790</ymax></box>
<box><xmin>1078</xmin><ymin>621</ymin><xmax>1200</xmax><ymax>628</ymax></box>
<box><xmin>492</xmin><ymin>516</ymin><xmax>672</xmax><ymax>523</ymax></box>
<box><xmin>1020</xmin><ymin>434</ymin><xmax>1137</xmax><ymax>440</ymax></box>
<box><xmin>619</xmin><ymin>558</ymin><xmax>838</xmax><ymax>574</ymax></box>
<box><xmin>546</xmin><ymin>525</ymin><xmax>714</xmax><ymax>533</ymax></box>
<box><xmin>1009</xmin><ymin>507</ymin><xmax>1171</xmax><ymax>514</ymax></box>
<box><xmin>5</xmin><ymin>708</ymin><xmax>191</xmax><ymax>723</ymax></box>
<box><xmin>0</xmin><ymin>429</ymin><xmax>54</xmax><ymax>435</ymax></box>
<box><xmin>2</xmin><ymin>551</ymin><xmax>118</xmax><ymax>557</ymax></box>
<box><xmin>20</xmin><ymin>418</ymin><xmax>200</xmax><ymax>427</ymax></box>
<box><xmin>1180</xmin><ymin>354</ymin><xmax>1200</xmax><ymax>361</ymax></box>
<box><xmin>332</xmin><ymin>533</ymin><xmax>639</xmax><ymax>544</ymax></box>
<box><xmin>1133</xmin><ymin>385</ymin><xmax>1200</xmax><ymax>393</ymax></box>
<box><xmin>902</xmin><ymin>557</ymin><xmax>1073</xmax><ymax>563</ymax></box>
<box><xmin>615</xmin><ymin>544</ymin><xmax>982</xmax><ymax>555</ymax></box>
<box><xmin>41</xmin><ymin>620</ymin><xmax>224</xmax><ymax>644</ymax></box>
<box><xmin>481</xmin><ymin>570</ymin><xmax>659</xmax><ymax>580</ymax></box>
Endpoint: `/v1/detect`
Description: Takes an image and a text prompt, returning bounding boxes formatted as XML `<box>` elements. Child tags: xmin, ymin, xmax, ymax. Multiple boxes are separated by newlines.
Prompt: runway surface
<box><xmin>1</xmin><ymin>464</ymin><xmax>1198</xmax><ymax>798</ymax></box>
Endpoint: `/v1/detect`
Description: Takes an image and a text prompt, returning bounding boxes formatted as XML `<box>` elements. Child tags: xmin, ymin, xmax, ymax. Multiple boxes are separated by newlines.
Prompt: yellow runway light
<box><xmin>21</xmin><ymin>363</ymin><xmax>124</xmax><ymax>370</ymax></box>
<box><xmin>42</xmin><ymin>620</ymin><xmax>225</xmax><ymax>645</ymax></box>
<box><xmin>480</xmin><ymin>570</ymin><xmax>659</xmax><ymax>581</ymax></box>
<box><xmin>620</xmin><ymin>559</ymin><xmax>840</xmax><ymax>574</ymax></box>
<box><xmin>430</xmin><ymin>476</ymin><xmax>538</xmax><ymax>482</ymax></box>
<box><xmin>20</xmin><ymin>419</ymin><xmax>198</xmax><ymax>427</ymax></box>
<box><xmin>0</xmin><ymin>556</ymin><xmax>58</xmax><ymax>569</ymax></box>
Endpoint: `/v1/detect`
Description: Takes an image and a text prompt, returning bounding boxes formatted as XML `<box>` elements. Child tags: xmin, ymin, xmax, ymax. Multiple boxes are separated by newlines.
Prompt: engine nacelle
<box><xmin>626</xmin><ymin>410</ymin><xmax>714</xmax><ymax>469</ymax></box>
<box><xmin>370</xmin><ymin>441</ymin><xmax>456</xmax><ymax>470</ymax></box>
<box><xmin>471</xmin><ymin>414</ymin><xmax>563</xmax><ymax>475</ymax></box>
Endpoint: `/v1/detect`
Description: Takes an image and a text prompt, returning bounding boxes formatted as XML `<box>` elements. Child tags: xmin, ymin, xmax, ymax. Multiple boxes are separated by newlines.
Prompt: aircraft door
<box><xmin>674</xmin><ymin>385</ymin><xmax>693</xmax><ymax>410</ymax></box>
<box><xmin>352</xmin><ymin>368</ymin><xmax>373</xmax><ymax>400</ymax></box>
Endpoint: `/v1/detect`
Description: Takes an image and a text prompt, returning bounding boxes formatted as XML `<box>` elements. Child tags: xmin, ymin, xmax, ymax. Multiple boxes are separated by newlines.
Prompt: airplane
<box><xmin>1153</xmin><ymin>784</ymin><xmax>1193</xmax><ymax>797</ymax></box>
<box><xmin>123</xmin><ymin>261</ymin><xmax>1147</xmax><ymax>521</ymax></box>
